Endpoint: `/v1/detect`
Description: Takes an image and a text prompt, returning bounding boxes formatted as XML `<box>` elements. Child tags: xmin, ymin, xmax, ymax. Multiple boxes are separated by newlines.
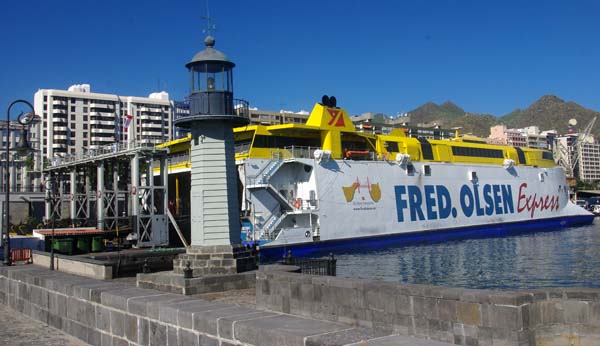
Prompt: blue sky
<box><xmin>1</xmin><ymin>0</ymin><xmax>599</xmax><ymax>118</ymax></box>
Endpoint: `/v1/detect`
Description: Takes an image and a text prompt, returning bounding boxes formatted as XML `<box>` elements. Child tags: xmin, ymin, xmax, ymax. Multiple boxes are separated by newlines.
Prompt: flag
<box><xmin>123</xmin><ymin>114</ymin><xmax>133</xmax><ymax>132</ymax></box>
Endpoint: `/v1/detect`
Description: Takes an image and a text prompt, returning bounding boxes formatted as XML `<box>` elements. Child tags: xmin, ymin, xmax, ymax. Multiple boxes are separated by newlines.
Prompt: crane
<box><xmin>554</xmin><ymin>117</ymin><xmax>597</xmax><ymax>180</ymax></box>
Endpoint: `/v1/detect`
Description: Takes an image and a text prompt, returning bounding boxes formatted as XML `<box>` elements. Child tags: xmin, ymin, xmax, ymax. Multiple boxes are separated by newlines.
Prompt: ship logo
<box><xmin>326</xmin><ymin>108</ymin><xmax>346</xmax><ymax>127</ymax></box>
<box><xmin>342</xmin><ymin>177</ymin><xmax>381</xmax><ymax>203</ymax></box>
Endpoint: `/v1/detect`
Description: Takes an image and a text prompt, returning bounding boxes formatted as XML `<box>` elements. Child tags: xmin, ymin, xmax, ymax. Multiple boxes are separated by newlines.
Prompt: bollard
<box><xmin>183</xmin><ymin>261</ymin><xmax>193</xmax><ymax>279</ymax></box>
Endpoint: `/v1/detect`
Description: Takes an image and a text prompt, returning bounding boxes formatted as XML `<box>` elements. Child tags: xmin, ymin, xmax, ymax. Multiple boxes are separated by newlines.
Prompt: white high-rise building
<box><xmin>33</xmin><ymin>84</ymin><xmax>173</xmax><ymax>162</ymax></box>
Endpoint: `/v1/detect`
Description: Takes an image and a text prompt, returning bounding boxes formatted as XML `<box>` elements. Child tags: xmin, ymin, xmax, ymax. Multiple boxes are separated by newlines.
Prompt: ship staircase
<box><xmin>246</xmin><ymin>151</ymin><xmax>295</xmax><ymax>211</ymax></box>
<box><xmin>246</xmin><ymin>147</ymin><xmax>319</xmax><ymax>240</ymax></box>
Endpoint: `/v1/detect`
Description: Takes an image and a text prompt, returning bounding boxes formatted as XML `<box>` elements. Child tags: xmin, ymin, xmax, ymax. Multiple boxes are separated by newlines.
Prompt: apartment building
<box><xmin>33</xmin><ymin>84</ymin><xmax>173</xmax><ymax>162</ymax></box>
<box><xmin>579</xmin><ymin>141</ymin><xmax>600</xmax><ymax>182</ymax></box>
<box><xmin>488</xmin><ymin>125</ymin><xmax>553</xmax><ymax>150</ymax></box>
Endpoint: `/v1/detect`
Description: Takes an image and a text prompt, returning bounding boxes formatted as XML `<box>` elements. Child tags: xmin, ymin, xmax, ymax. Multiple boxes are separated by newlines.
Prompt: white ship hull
<box><xmin>241</xmin><ymin>157</ymin><xmax>593</xmax><ymax>260</ymax></box>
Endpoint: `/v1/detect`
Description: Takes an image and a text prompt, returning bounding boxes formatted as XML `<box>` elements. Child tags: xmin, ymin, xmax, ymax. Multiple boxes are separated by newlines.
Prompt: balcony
<box><xmin>140</xmin><ymin>114</ymin><xmax>163</xmax><ymax>121</ymax></box>
<box><xmin>52</xmin><ymin>143</ymin><xmax>67</xmax><ymax>149</ymax></box>
<box><xmin>90</xmin><ymin>111</ymin><xmax>115</xmax><ymax>117</ymax></box>
<box><xmin>53</xmin><ymin>126</ymin><xmax>68</xmax><ymax>131</ymax></box>
<box><xmin>91</xmin><ymin>128</ymin><xmax>114</xmax><ymax>134</ymax></box>
<box><xmin>52</xmin><ymin>108</ymin><xmax>67</xmax><ymax>114</ymax></box>
<box><xmin>140</xmin><ymin>130</ymin><xmax>163</xmax><ymax>136</ymax></box>
<box><xmin>53</xmin><ymin>134</ymin><xmax>68</xmax><ymax>140</ymax></box>
<box><xmin>52</xmin><ymin>100</ymin><xmax>67</xmax><ymax>106</ymax></box>
<box><xmin>141</xmin><ymin>123</ymin><xmax>163</xmax><ymax>129</ymax></box>
<box><xmin>90</xmin><ymin>119</ymin><xmax>115</xmax><ymax>126</ymax></box>
<box><xmin>90</xmin><ymin>102</ymin><xmax>114</xmax><ymax>109</ymax></box>
<box><xmin>140</xmin><ymin>106</ymin><xmax>162</xmax><ymax>112</ymax></box>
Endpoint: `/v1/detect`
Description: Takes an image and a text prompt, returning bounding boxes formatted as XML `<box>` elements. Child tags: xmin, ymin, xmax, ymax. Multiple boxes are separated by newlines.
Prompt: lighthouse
<box><xmin>173</xmin><ymin>35</ymin><xmax>254</xmax><ymax>276</ymax></box>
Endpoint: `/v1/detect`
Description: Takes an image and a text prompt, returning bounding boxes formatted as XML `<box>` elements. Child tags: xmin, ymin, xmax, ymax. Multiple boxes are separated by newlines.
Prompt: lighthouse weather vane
<box><xmin>202</xmin><ymin>0</ymin><xmax>216</xmax><ymax>36</ymax></box>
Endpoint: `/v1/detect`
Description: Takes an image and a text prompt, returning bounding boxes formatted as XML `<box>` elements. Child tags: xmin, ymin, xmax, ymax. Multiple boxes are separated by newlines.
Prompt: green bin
<box><xmin>76</xmin><ymin>237</ymin><xmax>91</xmax><ymax>253</ymax></box>
<box><xmin>91</xmin><ymin>236</ymin><xmax>105</xmax><ymax>252</ymax></box>
<box><xmin>53</xmin><ymin>238</ymin><xmax>73</xmax><ymax>255</ymax></box>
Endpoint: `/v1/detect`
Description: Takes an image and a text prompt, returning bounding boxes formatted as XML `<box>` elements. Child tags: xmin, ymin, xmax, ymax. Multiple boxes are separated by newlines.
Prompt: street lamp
<box><xmin>3</xmin><ymin>99</ymin><xmax>35</xmax><ymax>266</ymax></box>
<box><xmin>46</xmin><ymin>174</ymin><xmax>57</xmax><ymax>270</ymax></box>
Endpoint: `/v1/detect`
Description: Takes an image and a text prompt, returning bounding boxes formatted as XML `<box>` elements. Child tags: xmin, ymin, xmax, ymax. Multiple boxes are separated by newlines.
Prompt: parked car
<box><xmin>576</xmin><ymin>199</ymin><xmax>589</xmax><ymax>209</ymax></box>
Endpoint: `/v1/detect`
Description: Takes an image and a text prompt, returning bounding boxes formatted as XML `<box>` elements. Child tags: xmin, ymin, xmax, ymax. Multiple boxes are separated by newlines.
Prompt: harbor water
<box><xmin>336</xmin><ymin>219</ymin><xmax>600</xmax><ymax>289</ymax></box>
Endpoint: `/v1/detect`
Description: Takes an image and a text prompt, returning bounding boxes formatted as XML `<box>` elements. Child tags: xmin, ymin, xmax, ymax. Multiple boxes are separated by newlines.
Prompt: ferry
<box><xmin>164</xmin><ymin>97</ymin><xmax>594</xmax><ymax>260</ymax></box>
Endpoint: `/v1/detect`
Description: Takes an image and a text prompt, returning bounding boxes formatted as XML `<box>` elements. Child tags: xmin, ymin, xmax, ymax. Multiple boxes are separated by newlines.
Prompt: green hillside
<box><xmin>407</xmin><ymin>95</ymin><xmax>600</xmax><ymax>138</ymax></box>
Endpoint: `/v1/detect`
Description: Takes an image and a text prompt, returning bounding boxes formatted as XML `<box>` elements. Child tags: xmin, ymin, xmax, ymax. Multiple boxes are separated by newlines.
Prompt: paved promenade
<box><xmin>0</xmin><ymin>303</ymin><xmax>88</xmax><ymax>346</ymax></box>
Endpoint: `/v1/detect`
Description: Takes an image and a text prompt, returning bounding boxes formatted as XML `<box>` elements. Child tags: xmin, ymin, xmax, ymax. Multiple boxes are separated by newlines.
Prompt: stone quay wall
<box><xmin>0</xmin><ymin>265</ymin><xmax>420</xmax><ymax>346</ymax></box>
<box><xmin>256</xmin><ymin>270</ymin><xmax>600</xmax><ymax>346</ymax></box>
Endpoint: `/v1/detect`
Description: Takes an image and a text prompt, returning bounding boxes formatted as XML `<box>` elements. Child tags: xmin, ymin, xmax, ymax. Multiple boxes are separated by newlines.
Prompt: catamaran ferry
<box><xmin>164</xmin><ymin>98</ymin><xmax>594</xmax><ymax>260</ymax></box>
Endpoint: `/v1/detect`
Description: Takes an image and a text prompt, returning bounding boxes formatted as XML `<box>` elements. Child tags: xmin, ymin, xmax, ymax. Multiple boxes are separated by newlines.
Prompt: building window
<box><xmin>43</xmin><ymin>96</ymin><xmax>47</xmax><ymax>101</ymax></box>
<box><xmin>71</xmin><ymin>114</ymin><xmax>75</xmax><ymax>121</ymax></box>
<box><xmin>83</xmin><ymin>107</ymin><xmax>88</xmax><ymax>112</ymax></box>
<box><xmin>83</xmin><ymin>124</ymin><xmax>87</xmax><ymax>130</ymax></box>
<box><xmin>71</xmin><ymin>98</ymin><xmax>75</xmax><ymax>103</ymax></box>
<box><xmin>43</xmin><ymin>105</ymin><xmax>47</xmax><ymax>110</ymax></box>
<box><xmin>70</xmin><ymin>123</ymin><xmax>75</xmax><ymax>129</ymax></box>
<box><xmin>71</xmin><ymin>106</ymin><xmax>75</xmax><ymax>112</ymax></box>
<box><xmin>83</xmin><ymin>115</ymin><xmax>87</xmax><ymax>121</ymax></box>
<box><xmin>83</xmin><ymin>140</ymin><xmax>88</xmax><ymax>146</ymax></box>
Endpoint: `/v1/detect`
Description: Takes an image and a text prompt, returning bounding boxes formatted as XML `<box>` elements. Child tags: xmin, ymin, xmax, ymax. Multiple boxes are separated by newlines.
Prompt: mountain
<box><xmin>407</xmin><ymin>95</ymin><xmax>600</xmax><ymax>139</ymax></box>
<box><xmin>408</xmin><ymin>101</ymin><xmax>465</xmax><ymax>126</ymax></box>
<box><xmin>499</xmin><ymin>95</ymin><xmax>600</xmax><ymax>138</ymax></box>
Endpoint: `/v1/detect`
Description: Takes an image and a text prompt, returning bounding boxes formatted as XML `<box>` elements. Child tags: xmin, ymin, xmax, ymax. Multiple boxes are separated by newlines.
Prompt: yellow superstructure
<box><xmin>158</xmin><ymin>102</ymin><xmax>556</xmax><ymax>169</ymax></box>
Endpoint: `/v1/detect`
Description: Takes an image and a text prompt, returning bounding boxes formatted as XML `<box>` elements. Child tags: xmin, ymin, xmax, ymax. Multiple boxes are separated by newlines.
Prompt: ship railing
<box><xmin>280</xmin><ymin>146</ymin><xmax>321</xmax><ymax>160</ymax></box>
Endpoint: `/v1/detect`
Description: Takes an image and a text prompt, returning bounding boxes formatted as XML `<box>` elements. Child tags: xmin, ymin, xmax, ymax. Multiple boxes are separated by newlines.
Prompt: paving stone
<box><xmin>193</xmin><ymin>305</ymin><xmax>258</xmax><ymax>335</ymax></box>
<box><xmin>234</xmin><ymin>314</ymin><xmax>349</xmax><ymax>346</ymax></box>
<box><xmin>125</xmin><ymin>313</ymin><xmax>138</xmax><ymax>343</ymax></box>
<box><xmin>217</xmin><ymin>311</ymin><xmax>279</xmax><ymax>340</ymax></box>
<box><xmin>138</xmin><ymin>317</ymin><xmax>150</xmax><ymax>346</ymax></box>
<box><xmin>149</xmin><ymin>320</ymin><xmax>167</xmax><ymax>346</ymax></box>
<box><xmin>176</xmin><ymin>300</ymin><xmax>231</xmax><ymax>329</ymax></box>
<box><xmin>95</xmin><ymin>305</ymin><xmax>111</xmax><ymax>332</ymax></box>
<box><xmin>126</xmin><ymin>292</ymin><xmax>178</xmax><ymax>316</ymax></box>
<box><xmin>305</xmin><ymin>327</ymin><xmax>390</xmax><ymax>346</ymax></box>
<box><xmin>0</xmin><ymin>303</ymin><xmax>88</xmax><ymax>346</ymax></box>
<box><xmin>178</xmin><ymin>328</ymin><xmax>199</xmax><ymax>346</ymax></box>
<box><xmin>101</xmin><ymin>287</ymin><xmax>160</xmax><ymax>311</ymax></box>
<box><xmin>167</xmin><ymin>325</ymin><xmax>178</xmax><ymax>346</ymax></box>
<box><xmin>345</xmin><ymin>334</ymin><xmax>454</xmax><ymax>346</ymax></box>
<box><xmin>110</xmin><ymin>309</ymin><xmax>126</xmax><ymax>337</ymax></box>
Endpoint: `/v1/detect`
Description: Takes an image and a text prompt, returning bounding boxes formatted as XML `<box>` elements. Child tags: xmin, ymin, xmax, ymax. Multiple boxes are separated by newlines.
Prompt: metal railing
<box><xmin>174</xmin><ymin>98</ymin><xmax>249</xmax><ymax>121</ymax></box>
<box><xmin>47</xmin><ymin>140</ymin><xmax>162</xmax><ymax>167</ymax></box>
<box><xmin>281</xmin><ymin>251</ymin><xmax>336</xmax><ymax>276</ymax></box>
<box><xmin>0</xmin><ymin>185</ymin><xmax>46</xmax><ymax>193</ymax></box>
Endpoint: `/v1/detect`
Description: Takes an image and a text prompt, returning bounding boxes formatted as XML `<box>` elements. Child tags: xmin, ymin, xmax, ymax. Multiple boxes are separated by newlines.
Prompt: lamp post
<box><xmin>3</xmin><ymin>99</ymin><xmax>35</xmax><ymax>266</ymax></box>
<box><xmin>46</xmin><ymin>174</ymin><xmax>56</xmax><ymax>270</ymax></box>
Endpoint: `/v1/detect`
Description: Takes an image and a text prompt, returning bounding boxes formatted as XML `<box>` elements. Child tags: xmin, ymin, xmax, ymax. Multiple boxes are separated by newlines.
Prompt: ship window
<box><xmin>452</xmin><ymin>146</ymin><xmax>504</xmax><ymax>158</ymax></box>
<box><xmin>253</xmin><ymin>135</ymin><xmax>320</xmax><ymax>148</ymax></box>
<box><xmin>542</xmin><ymin>151</ymin><xmax>553</xmax><ymax>160</ymax></box>
<box><xmin>515</xmin><ymin>147</ymin><xmax>527</xmax><ymax>164</ymax></box>
<box><xmin>424</xmin><ymin>165</ymin><xmax>431</xmax><ymax>176</ymax></box>
<box><xmin>407</xmin><ymin>163</ymin><xmax>415</xmax><ymax>175</ymax></box>
<box><xmin>417</xmin><ymin>137</ymin><xmax>434</xmax><ymax>160</ymax></box>
<box><xmin>385</xmin><ymin>141</ymin><xmax>399</xmax><ymax>152</ymax></box>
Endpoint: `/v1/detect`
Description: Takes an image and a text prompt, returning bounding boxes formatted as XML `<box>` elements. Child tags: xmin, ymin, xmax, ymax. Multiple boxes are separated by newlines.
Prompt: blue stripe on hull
<box><xmin>259</xmin><ymin>214</ymin><xmax>595</xmax><ymax>262</ymax></box>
